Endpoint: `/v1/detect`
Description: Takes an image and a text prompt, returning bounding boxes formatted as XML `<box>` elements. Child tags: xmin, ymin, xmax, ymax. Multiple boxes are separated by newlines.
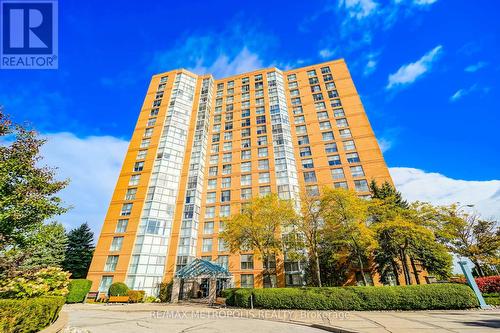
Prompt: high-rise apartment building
<box><xmin>87</xmin><ymin>59</ymin><xmax>393</xmax><ymax>295</ymax></box>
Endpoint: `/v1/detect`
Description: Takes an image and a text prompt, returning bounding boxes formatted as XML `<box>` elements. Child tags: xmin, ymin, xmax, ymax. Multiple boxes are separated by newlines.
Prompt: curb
<box><xmin>39</xmin><ymin>310</ymin><xmax>68</xmax><ymax>333</ymax></box>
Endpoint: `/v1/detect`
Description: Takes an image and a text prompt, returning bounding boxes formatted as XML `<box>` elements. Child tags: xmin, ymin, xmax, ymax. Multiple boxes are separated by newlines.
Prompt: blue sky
<box><xmin>0</xmin><ymin>0</ymin><xmax>499</xmax><ymax>233</ymax></box>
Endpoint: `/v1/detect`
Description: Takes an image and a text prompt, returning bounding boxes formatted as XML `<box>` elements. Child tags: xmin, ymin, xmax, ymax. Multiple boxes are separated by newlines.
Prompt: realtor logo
<box><xmin>1</xmin><ymin>0</ymin><xmax>58</xmax><ymax>69</ymax></box>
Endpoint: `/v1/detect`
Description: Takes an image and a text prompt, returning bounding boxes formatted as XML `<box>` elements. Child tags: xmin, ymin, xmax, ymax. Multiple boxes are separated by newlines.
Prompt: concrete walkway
<box><xmin>64</xmin><ymin>303</ymin><xmax>500</xmax><ymax>333</ymax></box>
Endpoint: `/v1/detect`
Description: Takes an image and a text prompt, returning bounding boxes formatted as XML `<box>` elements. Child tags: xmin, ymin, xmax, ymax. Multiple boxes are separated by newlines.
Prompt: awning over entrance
<box><xmin>174</xmin><ymin>258</ymin><xmax>232</xmax><ymax>279</ymax></box>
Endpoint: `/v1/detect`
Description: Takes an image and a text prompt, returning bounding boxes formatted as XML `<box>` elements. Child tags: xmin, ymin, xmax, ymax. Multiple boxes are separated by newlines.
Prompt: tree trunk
<box><xmin>391</xmin><ymin>261</ymin><xmax>401</xmax><ymax>285</ymax></box>
<box><xmin>410</xmin><ymin>257</ymin><xmax>421</xmax><ymax>284</ymax></box>
<box><xmin>400</xmin><ymin>250</ymin><xmax>411</xmax><ymax>285</ymax></box>
<box><xmin>357</xmin><ymin>250</ymin><xmax>368</xmax><ymax>286</ymax></box>
<box><xmin>472</xmin><ymin>260</ymin><xmax>484</xmax><ymax>277</ymax></box>
<box><xmin>313</xmin><ymin>250</ymin><xmax>322</xmax><ymax>287</ymax></box>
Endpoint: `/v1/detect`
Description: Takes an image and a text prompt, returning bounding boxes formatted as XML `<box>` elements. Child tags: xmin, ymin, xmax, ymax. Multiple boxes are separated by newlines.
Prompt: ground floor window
<box><xmin>263</xmin><ymin>274</ymin><xmax>277</xmax><ymax>288</ymax></box>
<box><xmin>240</xmin><ymin>274</ymin><xmax>254</xmax><ymax>288</ymax></box>
<box><xmin>98</xmin><ymin>276</ymin><xmax>113</xmax><ymax>293</ymax></box>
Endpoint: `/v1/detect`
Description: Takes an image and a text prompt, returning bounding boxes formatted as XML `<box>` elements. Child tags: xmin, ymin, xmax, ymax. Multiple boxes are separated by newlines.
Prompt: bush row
<box><xmin>475</xmin><ymin>276</ymin><xmax>500</xmax><ymax>294</ymax></box>
<box><xmin>222</xmin><ymin>284</ymin><xmax>478</xmax><ymax>310</ymax></box>
<box><xmin>0</xmin><ymin>296</ymin><xmax>65</xmax><ymax>333</ymax></box>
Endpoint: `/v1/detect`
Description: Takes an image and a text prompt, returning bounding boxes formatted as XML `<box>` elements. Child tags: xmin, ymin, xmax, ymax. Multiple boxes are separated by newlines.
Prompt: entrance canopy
<box><xmin>175</xmin><ymin>258</ymin><xmax>231</xmax><ymax>279</ymax></box>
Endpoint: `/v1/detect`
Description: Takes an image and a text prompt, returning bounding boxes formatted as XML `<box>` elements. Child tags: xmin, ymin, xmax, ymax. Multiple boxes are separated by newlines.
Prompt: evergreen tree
<box><xmin>20</xmin><ymin>222</ymin><xmax>68</xmax><ymax>270</ymax></box>
<box><xmin>63</xmin><ymin>223</ymin><xmax>95</xmax><ymax>278</ymax></box>
<box><xmin>369</xmin><ymin>180</ymin><xmax>409</xmax><ymax>209</ymax></box>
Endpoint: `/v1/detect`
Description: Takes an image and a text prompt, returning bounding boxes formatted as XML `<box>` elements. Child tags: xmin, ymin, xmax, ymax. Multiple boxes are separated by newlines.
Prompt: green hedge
<box><xmin>0</xmin><ymin>296</ymin><xmax>65</xmax><ymax>333</ymax></box>
<box><xmin>109</xmin><ymin>282</ymin><xmax>129</xmax><ymax>296</ymax></box>
<box><xmin>227</xmin><ymin>284</ymin><xmax>478</xmax><ymax>310</ymax></box>
<box><xmin>66</xmin><ymin>279</ymin><xmax>92</xmax><ymax>303</ymax></box>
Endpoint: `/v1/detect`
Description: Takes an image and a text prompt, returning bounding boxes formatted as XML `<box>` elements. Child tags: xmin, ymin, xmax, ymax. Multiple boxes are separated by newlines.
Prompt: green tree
<box><xmin>434</xmin><ymin>205</ymin><xmax>499</xmax><ymax>277</ymax></box>
<box><xmin>63</xmin><ymin>223</ymin><xmax>95</xmax><ymax>278</ymax></box>
<box><xmin>0</xmin><ymin>111</ymin><xmax>68</xmax><ymax>250</ymax></box>
<box><xmin>220</xmin><ymin>194</ymin><xmax>297</xmax><ymax>286</ymax></box>
<box><xmin>321</xmin><ymin>188</ymin><xmax>376</xmax><ymax>286</ymax></box>
<box><xmin>20</xmin><ymin>222</ymin><xmax>68</xmax><ymax>271</ymax></box>
<box><xmin>286</xmin><ymin>192</ymin><xmax>325</xmax><ymax>287</ymax></box>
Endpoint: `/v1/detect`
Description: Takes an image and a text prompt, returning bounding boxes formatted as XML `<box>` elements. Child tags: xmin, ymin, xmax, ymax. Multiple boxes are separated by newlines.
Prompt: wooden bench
<box><xmin>211</xmin><ymin>297</ymin><xmax>226</xmax><ymax>308</ymax></box>
<box><xmin>85</xmin><ymin>291</ymin><xmax>99</xmax><ymax>303</ymax></box>
<box><xmin>107</xmin><ymin>296</ymin><xmax>130</xmax><ymax>304</ymax></box>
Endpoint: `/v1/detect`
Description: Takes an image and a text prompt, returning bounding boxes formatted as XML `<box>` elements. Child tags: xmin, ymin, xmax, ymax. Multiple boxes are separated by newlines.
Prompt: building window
<box><xmin>110</xmin><ymin>237</ymin><xmax>123</xmax><ymax>251</ymax></box>
<box><xmin>256</xmin><ymin>115</ymin><xmax>266</xmax><ymax>124</ymax></box>
<box><xmin>336</xmin><ymin>118</ymin><xmax>349</xmax><ymax>128</ymax></box>
<box><xmin>241</xmin><ymin>254</ymin><xmax>254</xmax><ymax>269</ymax></box>
<box><xmin>290</xmin><ymin>89</ymin><xmax>300</xmax><ymax>96</ymax></box>
<box><xmin>206</xmin><ymin>192</ymin><xmax>216</xmax><ymax>204</ymax></box>
<box><xmin>259</xmin><ymin>186</ymin><xmax>271</xmax><ymax>196</ymax></box>
<box><xmin>116</xmin><ymin>219</ymin><xmax>128</xmax><ymax>233</ymax></box>
<box><xmin>221</xmin><ymin>177</ymin><xmax>231</xmax><ymax>188</ymax></box>
<box><xmin>347</xmin><ymin>152</ymin><xmax>360</xmax><ymax>163</ymax></box>
<box><xmin>202</xmin><ymin>238</ymin><xmax>213</xmax><ymax>253</ymax></box>
<box><xmin>302</xmin><ymin>158</ymin><xmax>314</xmax><ymax>169</ymax></box>
<box><xmin>222</xmin><ymin>153</ymin><xmax>232</xmax><ymax>163</ymax></box>
<box><xmin>137</xmin><ymin>150</ymin><xmax>147</xmax><ymax>160</ymax></box>
<box><xmin>339</xmin><ymin>129</ymin><xmax>352</xmax><ymax>138</ymax></box>
<box><xmin>133</xmin><ymin>162</ymin><xmax>144</xmax><ymax>172</ymax></box>
<box><xmin>288</xmin><ymin>81</ymin><xmax>298</xmax><ymax>88</ymax></box>
<box><xmin>294</xmin><ymin>115</ymin><xmax>305</xmax><ymax>124</ymax></box>
<box><xmin>319</xmin><ymin>121</ymin><xmax>332</xmax><ymax>130</ymax></box>
<box><xmin>241</xmin><ymin>150</ymin><xmax>251</xmax><ymax>160</ymax></box>
<box><xmin>241</xmin><ymin>138</ymin><xmax>251</xmax><ymax>148</ymax></box>
<box><xmin>241</xmin><ymin>274</ymin><xmax>254</xmax><ymax>288</ymax></box>
<box><xmin>259</xmin><ymin>172</ymin><xmax>270</xmax><ymax>184</ymax></box>
<box><xmin>313</xmin><ymin>93</ymin><xmax>324</xmax><ymax>101</ymax></box>
<box><xmin>258</xmin><ymin>159</ymin><xmax>269</xmax><ymax>170</ymax></box>
<box><xmin>306</xmin><ymin>185</ymin><xmax>320</xmax><ymax>196</ymax></box>
<box><xmin>331</xmin><ymin>168</ymin><xmax>345</xmax><ymax>180</ymax></box>
<box><xmin>129</xmin><ymin>174</ymin><xmax>140</xmax><ymax>186</ymax></box>
<box><xmin>209</xmin><ymin>166</ymin><xmax>218</xmax><ymax>176</ymax></box>
<box><xmin>224</xmin><ymin>131</ymin><xmax>233</xmax><ymax>140</ymax></box>
<box><xmin>98</xmin><ymin>276</ymin><xmax>113</xmax><ymax>292</ymax></box>
<box><xmin>222</xmin><ymin>164</ymin><xmax>232</xmax><ymax>175</ymax></box>
<box><xmin>241</xmin><ymin>162</ymin><xmax>251</xmax><ymax>173</ymax></box>
<box><xmin>307</xmin><ymin>69</ymin><xmax>317</xmax><ymax>77</ymax></box>
<box><xmin>325</xmin><ymin>143</ymin><xmax>338</xmax><ymax>153</ymax></box>
<box><xmin>291</xmin><ymin>97</ymin><xmax>301</xmax><ymax>105</ymax></box>
<box><xmin>205</xmin><ymin>206</ymin><xmax>215</xmax><ymax>218</ymax></box>
<box><xmin>331</xmin><ymin>99</ymin><xmax>342</xmax><ymax>107</ymax></box>
<box><xmin>322</xmin><ymin>131</ymin><xmax>334</xmax><ymax>141</ymax></box>
<box><xmin>287</xmin><ymin>73</ymin><xmax>297</xmax><ymax>81</ymax></box>
<box><xmin>241</xmin><ymin>188</ymin><xmax>252</xmax><ymax>200</ymax></box>
<box><xmin>297</xmin><ymin>135</ymin><xmax>309</xmax><ymax>145</ymax></box>
<box><xmin>328</xmin><ymin>90</ymin><xmax>339</xmax><ymax>98</ymax></box>
<box><xmin>321</xmin><ymin>66</ymin><xmax>331</xmax><ymax>74</ymax></box>
<box><xmin>334</xmin><ymin>108</ymin><xmax>345</xmax><ymax>117</ymax></box>
<box><xmin>120</xmin><ymin>203</ymin><xmax>132</xmax><ymax>216</ymax></box>
<box><xmin>323</xmin><ymin>74</ymin><xmax>333</xmax><ymax>81</ymax></box>
<box><xmin>311</xmin><ymin>85</ymin><xmax>321</xmax><ymax>92</ymax></box>
<box><xmin>350</xmin><ymin>166</ymin><xmax>365</xmax><ymax>178</ymax></box>
<box><xmin>328</xmin><ymin>155</ymin><xmax>341</xmax><ymax>166</ymax></box>
<box><xmin>104</xmin><ymin>255</ymin><xmax>119</xmax><ymax>272</ymax></box>
<box><xmin>221</xmin><ymin>190</ymin><xmax>231</xmax><ymax>202</ymax></box>
<box><xmin>144</xmin><ymin>127</ymin><xmax>153</xmax><ymax>137</ymax></box>
<box><xmin>317</xmin><ymin>111</ymin><xmax>328</xmax><ymax>120</ymax></box>
<box><xmin>218</xmin><ymin>238</ymin><xmax>228</xmax><ymax>252</ymax></box>
<box><xmin>207</xmin><ymin>179</ymin><xmax>217</xmax><ymax>190</ymax></box>
<box><xmin>343</xmin><ymin>140</ymin><xmax>356</xmax><ymax>151</ymax></box>
<box><xmin>354</xmin><ymin>180</ymin><xmax>369</xmax><ymax>192</ymax></box>
<box><xmin>257</xmin><ymin>136</ymin><xmax>267</xmax><ymax>146</ymax></box>
<box><xmin>209</xmin><ymin>155</ymin><xmax>218</xmax><ymax>165</ymax></box>
<box><xmin>293</xmin><ymin>106</ymin><xmax>303</xmax><ymax>115</ymax></box>
<box><xmin>217</xmin><ymin>255</ymin><xmax>229</xmax><ymax>269</ymax></box>
<box><xmin>295</xmin><ymin>125</ymin><xmax>307</xmax><ymax>135</ymax></box>
<box><xmin>125</xmin><ymin>188</ymin><xmax>137</xmax><ymax>201</ymax></box>
<box><xmin>300</xmin><ymin>146</ymin><xmax>312</xmax><ymax>157</ymax></box>
<box><xmin>334</xmin><ymin>181</ymin><xmax>349</xmax><ymax>189</ymax></box>
<box><xmin>309</xmin><ymin>77</ymin><xmax>319</xmax><ymax>85</ymax></box>
<box><xmin>220</xmin><ymin>205</ymin><xmax>230</xmax><ymax>217</ymax></box>
<box><xmin>258</xmin><ymin>147</ymin><xmax>268</xmax><ymax>158</ymax></box>
<box><xmin>241</xmin><ymin>108</ymin><xmax>250</xmax><ymax>117</ymax></box>
<box><xmin>303</xmin><ymin>171</ymin><xmax>317</xmax><ymax>183</ymax></box>
<box><xmin>204</xmin><ymin>221</ymin><xmax>214</xmax><ymax>234</ymax></box>
<box><xmin>150</xmin><ymin>108</ymin><xmax>159</xmax><ymax>117</ymax></box>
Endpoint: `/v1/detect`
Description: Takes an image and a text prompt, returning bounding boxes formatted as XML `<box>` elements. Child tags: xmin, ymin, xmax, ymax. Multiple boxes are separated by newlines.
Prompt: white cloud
<box><xmin>413</xmin><ymin>0</ymin><xmax>438</xmax><ymax>5</ymax></box>
<box><xmin>464</xmin><ymin>61</ymin><xmax>487</xmax><ymax>73</ymax></box>
<box><xmin>189</xmin><ymin>47</ymin><xmax>263</xmax><ymax>79</ymax></box>
<box><xmin>340</xmin><ymin>0</ymin><xmax>379</xmax><ymax>20</ymax></box>
<box><xmin>449</xmin><ymin>84</ymin><xmax>490</xmax><ymax>102</ymax></box>
<box><xmin>40</xmin><ymin>133</ymin><xmax>128</xmax><ymax>235</ymax></box>
<box><xmin>377</xmin><ymin>137</ymin><xmax>393</xmax><ymax>153</ymax></box>
<box><xmin>319</xmin><ymin>48</ymin><xmax>336</xmax><ymax>59</ymax></box>
<box><xmin>364</xmin><ymin>59</ymin><xmax>378</xmax><ymax>75</ymax></box>
<box><xmin>386</xmin><ymin>45</ymin><xmax>443</xmax><ymax>89</ymax></box>
<box><xmin>390</xmin><ymin>167</ymin><xmax>500</xmax><ymax>220</ymax></box>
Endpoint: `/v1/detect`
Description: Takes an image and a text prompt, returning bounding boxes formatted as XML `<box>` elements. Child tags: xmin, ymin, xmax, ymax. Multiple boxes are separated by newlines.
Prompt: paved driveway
<box><xmin>65</xmin><ymin>305</ymin><xmax>325</xmax><ymax>333</ymax></box>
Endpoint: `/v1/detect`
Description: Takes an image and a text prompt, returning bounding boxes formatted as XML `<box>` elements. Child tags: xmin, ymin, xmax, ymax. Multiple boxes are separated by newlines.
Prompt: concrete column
<box><xmin>208</xmin><ymin>278</ymin><xmax>217</xmax><ymax>303</ymax></box>
<box><xmin>170</xmin><ymin>278</ymin><xmax>181</xmax><ymax>303</ymax></box>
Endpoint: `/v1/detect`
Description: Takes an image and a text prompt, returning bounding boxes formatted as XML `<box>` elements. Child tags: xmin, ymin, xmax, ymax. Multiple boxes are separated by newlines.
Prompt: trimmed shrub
<box><xmin>234</xmin><ymin>288</ymin><xmax>253</xmax><ymax>308</ymax></box>
<box><xmin>227</xmin><ymin>284</ymin><xmax>478</xmax><ymax>310</ymax></box>
<box><xmin>66</xmin><ymin>279</ymin><xmax>92</xmax><ymax>303</ymax></box>
<box><xmin>0</xmin><ymin>267</ymin><xmax>70</xmax><ymax>299</ymax></box>
<box><xmin>0</xmin><ymin>296</ymin><xmax>65</xmax><ymax>333</ymax></box>
<box><xmin>108</xmin><ymin>282</ymin><xmax>129</xmax><ymax>296</ymax></box>
<box><xmin>476</xmin><ymin>276</ymin><xmax>500</xmax><ymax>294</ymax></box>
<box><xmin>127</xmin><ymin>290</ymin><xmax>145</xmax><ymax>303</ymax></box>
<box><xmin>221</xmin><ymin>288</ymin><xmax>237</xmax><ymax>306</ymax></box>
